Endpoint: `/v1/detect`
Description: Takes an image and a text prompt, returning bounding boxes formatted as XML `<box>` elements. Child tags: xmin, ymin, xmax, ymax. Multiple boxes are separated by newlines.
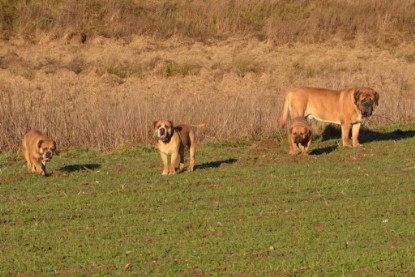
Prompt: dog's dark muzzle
<box><xmin>294</xmin><ymin>135</ymin><xmax>302</xmax><ymax>145</ymax></box>
<box><xmin>45</xmin><ymin>151</ymin><xmax>53</xmax><ymax>159</ymax></box>
<box><xmin>159</xmin><ymin>128</ymin><xmax>166</xmax><ymax>136</ymax></box>
<box><xmin>361</xmin><ymin>101</ymin><xmax>373</xmax><ymax>117</ymax></box>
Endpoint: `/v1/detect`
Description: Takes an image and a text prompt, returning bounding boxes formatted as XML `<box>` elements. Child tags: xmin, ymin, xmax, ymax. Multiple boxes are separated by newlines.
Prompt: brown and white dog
<box><xmin>288</xmin><ymin>117</ymin><xmax>312</xmax><ymax>156</ymax></box>
<box><xmin>153</xmin><ymin>120</ymin><xmax>203</xmax><ymax>175</ymax></box>
<box><xmin>281</xmin><ymin>87</ymin><xmax>379</xmax><ymax>147</ymax></box>
<box><xmin>22</xmin><ymin>130</ymin><xmax>57</xmax><ymax>176</ymax></box>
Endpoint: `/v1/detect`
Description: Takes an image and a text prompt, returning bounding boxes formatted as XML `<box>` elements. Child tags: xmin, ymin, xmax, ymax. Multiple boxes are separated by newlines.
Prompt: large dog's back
<box><xmin>280</xmin><ymin>87</ymin><xmax>343</xmax><ymax>128</ymax></box>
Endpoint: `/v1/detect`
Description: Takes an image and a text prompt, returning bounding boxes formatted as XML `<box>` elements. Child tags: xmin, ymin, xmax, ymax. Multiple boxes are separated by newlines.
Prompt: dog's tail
<box><xmin>190</xmin><ymin>123</ymin><xmax>206</xmax><ymax>128</ymax></box>
<box><xmin>280</xmin><ymin>92</ymin><xmax>290</xmax><ymax>128</ymax></box>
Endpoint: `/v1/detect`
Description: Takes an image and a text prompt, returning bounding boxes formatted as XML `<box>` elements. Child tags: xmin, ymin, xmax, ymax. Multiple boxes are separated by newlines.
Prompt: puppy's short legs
<box><xmin>160</xmin><ymin>152</ymin><xmax>169</xmax><ymax>175</ymax></box>
<box><xmin>301</xmin><ymin>144</ymin><xmax>309</xmax><ymax>155</ymax></box>
<box><xmin>31</xmin><ymin>155</ymin><xmax>46</xmax><ymax>176</ymax></box>
<box><xmin>23</xmin><ymin>149</ymin><xmax>33</xmax><ymax>173</ymax></box>
<box><xmin>288</xmin><ymin>134</ymin><xmax>297</xmax><ymax>156</ymax></box>
<box><xmin>302</xmin><ymin>136</ymin><xmax>312</xmax><ymax>155</ymax></box>
<box><xmin>289</xmin><ymin>144</ymin><xmax>298</xmax><ymax>155</ymax></box>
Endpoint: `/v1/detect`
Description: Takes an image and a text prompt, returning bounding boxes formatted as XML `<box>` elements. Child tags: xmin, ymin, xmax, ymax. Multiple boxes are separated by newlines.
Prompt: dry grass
<box><xmin>1</xmin><ymin>35</ymin><xmax>414</xmax><ymax>151</ymax></box>
<box><xmin>1</xmin><ymin>0</ymin><xmax>414</xmax><ymax>46</ymax></box>
<box><xmin>0</xmin><ymin>1</ymin><xmax>414</xmax><ymax>151</ymax></box>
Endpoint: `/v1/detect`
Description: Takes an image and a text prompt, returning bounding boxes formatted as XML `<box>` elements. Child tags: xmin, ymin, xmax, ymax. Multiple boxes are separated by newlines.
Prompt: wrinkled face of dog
<box><xmin>38</xmin><ymin>140</ymin><xmax>56</xmax><ymax>165</ymax></box>
<box><xmin>290</xmin><ymin>125</ymin><xmax>309</xmax><ymax>145</ymax></box>
<box><xmin>153</xmin><ymin>120</ymin><xmax>173</xmax><ymax>142</ymax></box>
<box><xmin>354</xmin><ymin>88</ymin><xmax>379</xmax><ymax>118</ymax></box>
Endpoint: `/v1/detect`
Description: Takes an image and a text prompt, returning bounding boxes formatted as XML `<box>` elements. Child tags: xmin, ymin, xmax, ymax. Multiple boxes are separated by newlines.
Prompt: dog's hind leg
<box><xmin>24</xmin><ymin>150</ymin><xmax>33</xmax><ymax>173</ymax></box>
<box><xmin>179</xmin><ymin>147</ymin><xmax>185</xmax><ymax>171</ymax></box>
<box><xmin>188</xmin><ymin>132</ymin><xmax>195</xmax><ymax>172</ymax></box>
<box><xmin>188</xmin><ymin>146</ymin><xmax>195</xmax><ymax>172</ymax></box>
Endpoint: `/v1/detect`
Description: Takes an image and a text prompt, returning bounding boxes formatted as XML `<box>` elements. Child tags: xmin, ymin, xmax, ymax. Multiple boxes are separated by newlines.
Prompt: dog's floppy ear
<box><xmin>168</xmin><ymin>120</ymin><xmax>174</xmax><ymax>128</ymax></box>
<box><xmin>374</xmin><ymin>91</ymin><xmax>379</xmax><ymax>106</ymax></box>
<box><xmin>37</xmin><ymin>140</ymin><xmax>44</xmax><ymax>149</ymax></box>
<box><xmin>153</xmin><ymin>121</ymin><xmax>159</xmax><ymax>130</ymax></box>
<box><xmin>354</xmin><ymin>89</ymin><xmax>361</xmax><ymax>105</ymax></box>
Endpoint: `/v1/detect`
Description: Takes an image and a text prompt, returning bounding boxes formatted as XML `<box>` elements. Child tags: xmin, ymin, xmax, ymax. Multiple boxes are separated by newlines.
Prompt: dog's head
<box><xmin>289</xmin><ymin>119</ymin><xmax>311</xmax><ymax>146</ymax></box>
<box><xmin>354</xmin><ymin>88</ymin><xmax>379</xmax><ymax>118</ymax></box>
<box><xmin>38</xmin><ymin>139</ymin><xmax>56</xmax><ymax>165</ymax></box>
<box><xmin>153</xmin><ymin>120</ymin><xmax>174</xmax><ymax>142</ymax></box>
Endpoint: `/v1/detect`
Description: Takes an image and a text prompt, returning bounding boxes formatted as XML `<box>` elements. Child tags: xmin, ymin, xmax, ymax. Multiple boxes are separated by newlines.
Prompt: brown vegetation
<box><xmin>1</xmin><ymin>0</ymin><xmax>414</xmax><ymax>46</ymax></box>
<box><xmin>0</xmin><ymin>1</ymin><xmax>414</xmax><ymax>151</ymax></box>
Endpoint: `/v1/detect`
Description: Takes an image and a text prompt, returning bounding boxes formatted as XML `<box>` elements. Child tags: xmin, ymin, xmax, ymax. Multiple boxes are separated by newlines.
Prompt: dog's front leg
<box><xmin>169</xmin><ymin>152</ymin><xmax>178</xmax><ymax>175</ymax></box>
<box><xmin>31</xmin><ymin>155</ymin><xmax>46</xmax><ymax>176</ymax></box>
<box><xmin>288</xmin><ymin>134</ymin><xmax>297</xmax><ymax>156</ymax></box>
<box><xmin>341</xmin><ymin>121</ymin><xmax>352</xmax><ymax>147</ymax></box>
<box><xmin>159</xmin><ymin>152</ymin><xmax>169</xmax><ymax>175</ymax></box>
<box><xmin>302</xmin><ymin>140</ymin><xmax>311</xmax><ymax>155</ymax></box>
<box><xmin>352</xmin><ymin>123</ymin><xmax>362</xmax><ymax>147</ymax></box>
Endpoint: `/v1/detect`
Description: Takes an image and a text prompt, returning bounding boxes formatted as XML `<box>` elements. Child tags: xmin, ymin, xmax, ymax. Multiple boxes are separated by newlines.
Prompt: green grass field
<box><xmin>1</xmin><ymin>125</ymin><xmax>415</xmax><ymax>276</ymax></box>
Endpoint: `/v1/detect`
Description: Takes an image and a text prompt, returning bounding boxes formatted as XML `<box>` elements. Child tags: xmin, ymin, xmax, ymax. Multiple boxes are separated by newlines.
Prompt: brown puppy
<box><xmin>22</xmin><ymin>130</ymin><xmax>56</xmax><ymax>176</ymax></box>
<box><xmin>281</xmin><ymin>87</ymin><xmax>379</xmax><ymax>147</ymax></box>
<box><xmin>288</xmin><ymin>117</ymin><xmax>312</xmax><ymax>156</ymax></box>
<box><xmin>153</xmin><ymin>120</ymin><xmax>203</xmax><ymax>175</ymax></box>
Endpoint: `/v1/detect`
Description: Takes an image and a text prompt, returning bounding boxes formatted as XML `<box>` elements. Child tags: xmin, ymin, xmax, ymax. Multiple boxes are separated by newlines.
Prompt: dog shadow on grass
<box><xmin>310</xmin><ymin>144</ymin><xmax>339</xmax><ymax>155</ymax></box>
<box><xmin>194</xmin><ymin>158</ymin><xmax>237</xmax><ymax>171</ymax></box>
<box><xmin>359</xmin><ymin>128</ymin><xmax>415</xmax><ymax>143</ymax></box>
<box><xmin>58</xmin><ymin>164</ymin><xmax>101</xmax><ymax>173</ymax></box>
<box><xmin>320</xmin><ymin>124</ymin><xmax>415</xmax><ymax>143</ymax></box>
<box><xmin>310</xmin><ymin>124</ymin><xmax>415</xmax><ymax>155</ymax></box>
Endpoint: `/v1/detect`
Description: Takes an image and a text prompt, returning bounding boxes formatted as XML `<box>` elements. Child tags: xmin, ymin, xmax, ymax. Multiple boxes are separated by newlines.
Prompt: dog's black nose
<box><xmin>160</xmin><ymin>128</ymin><xmax>165</xmax><ymax>135</ymax></box>
<box><xmin>45</xmin><ymin>151</ymin><xmax>52</xmax><ymax>158</ymax></box>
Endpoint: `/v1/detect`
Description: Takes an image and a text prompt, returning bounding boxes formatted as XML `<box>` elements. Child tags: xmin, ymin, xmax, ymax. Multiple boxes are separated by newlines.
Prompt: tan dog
<box><xmin>22</xmin><ymin>130</ymin><xmax>57</xmax><ymax>176</ymax></box>
<box><xmin>153</xmin><ymin>120</ymin><xmax>203</xmax><ymax>175</ymax></box>
<box><xmin>281</xmin><ymin>87</ymin><xmax>379</xmax><ymax>147</ymax></box>
<box><xmin>288</xmin><ymin>117</ymin><xmax>312</xmax><ymax>156</ymax></box>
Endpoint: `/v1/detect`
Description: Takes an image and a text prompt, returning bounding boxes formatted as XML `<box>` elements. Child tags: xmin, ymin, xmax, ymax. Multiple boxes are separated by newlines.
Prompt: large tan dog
<box><xmin>22</xmin><ymin>130</ymin><xmax>57</xmax><ymax>176</ymax></box>
<box><xmin>288</xmin><ymin>117</ymin><xmax>312</xmax><ymax>156</ymax></box>
<box><xmin>153</xmin><ymin>120</ymin><xmax>203</xmax><ymax>175</ymax></box>
<box><xmin>281</xmin><ymin>87</ymin><xmax>379</xmax><ymax>147</ymax></box>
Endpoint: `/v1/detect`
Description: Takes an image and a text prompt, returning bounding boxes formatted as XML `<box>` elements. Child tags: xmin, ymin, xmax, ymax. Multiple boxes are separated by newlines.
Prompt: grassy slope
<box><xmin>1</xmin><ymin>125</ymin><xmax>415</xmax><ymax>276</ymax></box>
